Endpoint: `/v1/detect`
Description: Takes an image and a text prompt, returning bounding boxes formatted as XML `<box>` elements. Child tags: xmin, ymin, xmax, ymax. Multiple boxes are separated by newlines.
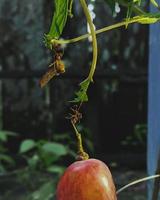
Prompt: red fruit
<box><xmin>56</xmin><ymin>159</ymin><xmax>117</xmax><ymax>200</ymax></box>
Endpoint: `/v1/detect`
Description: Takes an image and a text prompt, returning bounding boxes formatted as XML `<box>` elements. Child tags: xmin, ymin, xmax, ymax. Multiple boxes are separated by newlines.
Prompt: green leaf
<box><xmin>150</xmin><ymin>0</ymin><xmax>159</xmax><ymax>8</ymax></box>
<box><xmin>0</xmin><ymin>131</ymin><xmax>7</xmax><ymax>142</ymax></box>
<box><xmin>3</xmin><ymin>131</ymin><xmax>18</xmax><ymax>137</ymax></box>
<box><xmin>133</xmin><ymin>0</ymin><xmax>141</xmax><ymax>5</ymax></box>
<box><xmin>20</xmin><ymin>139</ymin><xmax>36</xmax><ymax>153</ymax></box>
<box><xmin>42</xmin><ymin>142</ymin><xmax>67</xmax><ymax>156</ymax></box>
<box><xmin>41</xmin><ymin>153</ymin><xmax>59</xmax><ymax>166</ymax></box>
<box><xmin>30</xmin><ymin>181</ymin><xmax>55</xmax><ymax>200</ymax></box>
<box><xmin>0</xmin><ymin>154</ymin><xmax>15</xmax><ymax>165</ymax></box>
<box><xmin>27</xmin><ymin>154</ymin><xmax>39</xmax><ymax>169</ymax></box>
<box><xmin>133</xmin><ymin>15</ymin><xmax>159</xmax><ymax>24</ymax></box>
<box><xmin>71</xmin><ymin>79</ymin><xmax>90</xmax><ymax>103</ymax></box>
<box><xmin>47</xmin><ymin>165</ymin><xmax>65</xmax><ymax>174</ymax></box>
<box><xmin>0</xmin><ymin>131</ymin><xmax>18</xmax><ymax>142</ymax></box>
<box><xmin>46</xmin><ymin>0</ymin><xmax>69</xmax><ymax>40</ymax></box>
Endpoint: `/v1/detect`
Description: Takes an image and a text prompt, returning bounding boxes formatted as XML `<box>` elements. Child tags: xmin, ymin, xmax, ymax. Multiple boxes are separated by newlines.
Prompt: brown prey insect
<box><xmin>39</xmin><ymin>44</ymin><xmax>65</xmax><ymax>88</ymax></box>
<box><xmin>67</xmin><ymin>105</ymin><xmax>82</xmax><ymax>125</ymax></box>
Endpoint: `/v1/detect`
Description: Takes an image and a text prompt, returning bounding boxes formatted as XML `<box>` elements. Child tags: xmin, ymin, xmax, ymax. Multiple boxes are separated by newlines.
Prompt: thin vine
<box><xmin>80</xmin><ymin>0</ymin><xmax>98</xmax><ymax>82</ymax></box>
<box><xmin>51</xmin><ymin>14</ymin><xmax>160</xmax><ymax>45</ymax></box>
<box><xmin>68</xmin><ymin>0</ymin><xmax>74</xmax><ymax>18</ymax></box>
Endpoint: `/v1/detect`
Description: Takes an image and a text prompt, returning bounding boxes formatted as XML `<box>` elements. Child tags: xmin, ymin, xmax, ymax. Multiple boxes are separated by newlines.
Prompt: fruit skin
<box><xmin>56</xmin><ymin>158</ymin><xmax>117</xmax><ymax>200</ymax></box>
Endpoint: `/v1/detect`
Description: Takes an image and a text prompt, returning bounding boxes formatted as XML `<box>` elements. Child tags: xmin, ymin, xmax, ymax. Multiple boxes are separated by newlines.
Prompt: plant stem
<box><xmin>150</xmin><ymin>0</ymin><xmax>160</xmax><ymax>10</ymax></box>
<box><xmin>79</xmin><ymin>0</ymin><xmax>98</xmax><ymax>82</ymax></box>
<box><xmin>71</xmin><ymin>121</ymin><xmax>89</xmax><ymax>160</ymax></box>
<box><xmin>51</xmin><ymin>17</ymin><xmax>151</xmax><ymax>45</ymax></box>
<box><xmin>116</xmin><ymin>174</ymin><xmax>160</xmax><ymax>194</ymax></box>
<box><xmin>68</xmin><ymin>0</ymin><xmax>74</xmax><ymax>17</ymax></box>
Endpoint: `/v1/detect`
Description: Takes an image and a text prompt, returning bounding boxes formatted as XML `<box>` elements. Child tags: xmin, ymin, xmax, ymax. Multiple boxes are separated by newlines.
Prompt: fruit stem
<box><xmin>71</xmin><ymin>121</ymin><xmax>89</xmax><ymax>160</ymax></box>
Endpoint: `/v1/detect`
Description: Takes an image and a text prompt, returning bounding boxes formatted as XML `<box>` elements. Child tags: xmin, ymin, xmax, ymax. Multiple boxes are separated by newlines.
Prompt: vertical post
<box><xmin>148</xmin><ymin>2</ymin><xmax>160</xmax><ymax>199</ymax></box>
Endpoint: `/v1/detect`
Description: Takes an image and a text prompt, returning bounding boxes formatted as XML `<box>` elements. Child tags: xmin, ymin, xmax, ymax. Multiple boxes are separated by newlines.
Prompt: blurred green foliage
<box><xmin>121</xmin><ymin>124</ymin><xmax>147</xmax><ymax>147</ymax></box>
<box><xmin>0</xmin><ymin>131</ymin><xmax>17</xmax><ymax>173</ymax></box>
<box><xmin>19</xmin><ymin>138</ymin><xmax>72</xmax><ymax>172</ymax></box>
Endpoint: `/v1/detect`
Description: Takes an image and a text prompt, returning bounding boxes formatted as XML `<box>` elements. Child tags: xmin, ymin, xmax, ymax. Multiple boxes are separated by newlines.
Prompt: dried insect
<box><xmin>39</xmin><ymin>44</ymin><xmax>65</xmax><ymax>88</ymax></box>
<box><xmin>67</xmin><ymin>105</ymin><xmax>82</xmax><ymax>124</ymax></box>
<box><xmin>52</xmin><ymin>53</ymin><xmax>65</xmax><ymax>74</ymax></box>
